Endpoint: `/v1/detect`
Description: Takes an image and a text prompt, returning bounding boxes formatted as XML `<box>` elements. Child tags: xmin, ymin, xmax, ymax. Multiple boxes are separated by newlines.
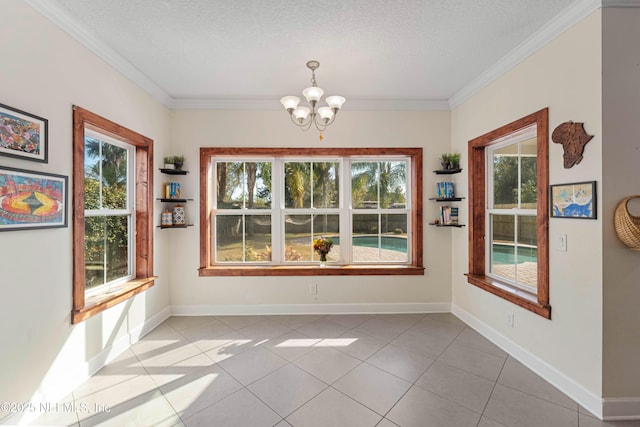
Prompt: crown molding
<box><xmin>170</xmin><ymin>97</ymin><xmax>450</xmax><ymax>111</ymax></box>
<box><xmin>602</xmin><ymin>0</ymin><xmax>640</xmax><ymax>7</ymax></box>
<box><xmin>25</xmin><ymin>0</ymin><xmax>173</xmax><ymax>107</ymax></box>
<box><xmin>449</xmin><ymin>0</ymin><xmax>602</xmax><ymax>109</ymax></box>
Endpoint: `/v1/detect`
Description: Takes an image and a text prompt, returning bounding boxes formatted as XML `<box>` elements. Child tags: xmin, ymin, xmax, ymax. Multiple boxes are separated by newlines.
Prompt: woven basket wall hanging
<box><xmin>614</xmin><ymin>195</ymin><xmax>640</xmax><ymax>250</ymax></box>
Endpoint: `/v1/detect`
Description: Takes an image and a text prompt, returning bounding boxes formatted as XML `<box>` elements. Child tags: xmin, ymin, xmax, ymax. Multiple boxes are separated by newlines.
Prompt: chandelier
<box><xmin>280</xmin><ymin>60</ymin><xmax>346</xmax><ymax>138</ymax></box>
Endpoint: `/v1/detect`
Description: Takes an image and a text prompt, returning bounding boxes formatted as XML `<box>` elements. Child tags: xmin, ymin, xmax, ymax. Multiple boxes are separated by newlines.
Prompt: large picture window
<box><xmin>199</xmin><ymin>148</ymin><xmax>424</xmax><ymax>276</ymax></box>
<box><xmin>467</xmin><ymin>109</ymin><xmax>550</xmax><ymax>318</ymax></box>
<box><xmin>72</xmin><ymin>107</ymin><xmax>155</xmax><ymax>323</ymax></box>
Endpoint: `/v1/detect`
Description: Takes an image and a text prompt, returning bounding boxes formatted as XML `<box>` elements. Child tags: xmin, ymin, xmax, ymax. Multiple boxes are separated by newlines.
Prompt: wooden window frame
<box><xmin>72</xmin><ymin>106</ymin><xmax>155</xmax><ymax>324</ymax></box>
<box><xmin>466</xmin><ymin>108</ymin><xmax>551</xmax><ymax>318</ymax></box>
<box><xmin>199</xmin><ymin>147</ymin><xmax>425</xmax><ymax>277</ymax></box>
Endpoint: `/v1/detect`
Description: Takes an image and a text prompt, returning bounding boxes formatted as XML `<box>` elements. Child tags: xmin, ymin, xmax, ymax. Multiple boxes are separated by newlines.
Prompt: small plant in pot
<box><xmin>173</xmin><ymin>155</ymin><xmax>185</xmax><ymax>170</ymax></box>
<box><xmin>440</xmin><ymin>153</ymin><xmax>452</xmax><ymax>170</ymax></box>
<box><xmin>449</xmin><ymin>153</ymin><xmax>461</xmax><ymax>170</ymax></box>
<box><xmin>163</xmin><ymin>156</ymin><xmax>175</xmax><ymax>170</ymax></box>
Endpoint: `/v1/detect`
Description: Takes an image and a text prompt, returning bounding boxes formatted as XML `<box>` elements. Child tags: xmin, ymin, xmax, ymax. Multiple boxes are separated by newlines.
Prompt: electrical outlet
<box><xmin>309</xmin><ymin>283</ymin><xmax>318</xmax><ymax>295</ymax></box>
<box><xmin>506</xmin><ymin>313</ymin><xmax>514</xmax><ymax>328</ymax></box>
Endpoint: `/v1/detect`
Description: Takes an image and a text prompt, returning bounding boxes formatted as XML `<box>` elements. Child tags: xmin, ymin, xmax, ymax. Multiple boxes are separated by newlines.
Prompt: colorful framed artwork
<box><xmin>0</xmin><ymin>166</ymin><xmax>67</xmax><ymax>231</ymax></box>
<box><xmin>550</xmin><ymin>180</ymin><xmax>596</xmax><ymax>219</ymax></box>
<box><xmin>0</xmin><ymin>103</ymin><xmax>48</xmax><ymax>163</ymax></box>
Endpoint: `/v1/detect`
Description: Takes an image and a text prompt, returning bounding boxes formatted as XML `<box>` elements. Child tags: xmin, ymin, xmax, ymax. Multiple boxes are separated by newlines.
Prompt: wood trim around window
<box><xmin>199</xmin><ymin>147</ymin><xmax>424</xmax><ymax>277</ymax></box>
<box><xmin>467</xmin><ymin>108</ymin><xmax>550</xmax><ymax>319</ymax></box>
<box><xmin>72</xmin><ymin>106</ymin><xmax>155</xmax><ymax>324</ymax></box>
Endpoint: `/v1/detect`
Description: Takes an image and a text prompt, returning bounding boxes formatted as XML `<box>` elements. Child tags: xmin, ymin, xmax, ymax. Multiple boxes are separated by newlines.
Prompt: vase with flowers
<box><xmin>313</xmin><ymin>236</ymin><xmax>333</xmax><ymax>268</ymax></box>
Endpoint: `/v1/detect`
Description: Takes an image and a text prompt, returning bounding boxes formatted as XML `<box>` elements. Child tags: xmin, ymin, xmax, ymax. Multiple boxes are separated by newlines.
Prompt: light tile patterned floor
<box><xmin>22</xmin><ymin>314</ymin><xmax>640</xmax><ymax>427</ymax></box>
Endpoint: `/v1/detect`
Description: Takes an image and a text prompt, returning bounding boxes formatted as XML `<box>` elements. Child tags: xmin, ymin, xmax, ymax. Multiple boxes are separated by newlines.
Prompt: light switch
<box><xmin>556</xmin><ymin>234</ymin><xmax>567</xmax><ymax>251</ymax></box>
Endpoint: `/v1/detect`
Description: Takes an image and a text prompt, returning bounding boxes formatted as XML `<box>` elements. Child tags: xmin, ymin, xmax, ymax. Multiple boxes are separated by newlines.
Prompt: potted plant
<box><xmin>173</xmin><ymin>155</ymin><xmax>185</xmax><ymax>170</ymax></box>
<box><xmin>449</xmin><ymin>153</ymin><xmax>461</xmax><ymax>170</ymax></box>
<box><xmin>163</xmin><ymin>156</ymin><xmax>175</xmax><ymax>170</ymax></box>
<box><xmin>440</xmin><ymin>153</ymin><xmax>452</xmax><ymax>170</ymax></box>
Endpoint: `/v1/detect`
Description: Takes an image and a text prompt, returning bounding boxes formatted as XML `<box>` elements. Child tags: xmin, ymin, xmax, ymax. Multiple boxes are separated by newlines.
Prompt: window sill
<box><xmin>199</xmin><ymin>265</ymin><xmax>425</xmax><ymax>277</ymax></box>
<box><xmin>465</xmin><ymin>273</ymin><xmax>551</xmax><ymax>319</ymax></box>
<box><xmin>72</xmin><ymin>277</ymin><xmax>157</xmax><ymax>324</ymax></box>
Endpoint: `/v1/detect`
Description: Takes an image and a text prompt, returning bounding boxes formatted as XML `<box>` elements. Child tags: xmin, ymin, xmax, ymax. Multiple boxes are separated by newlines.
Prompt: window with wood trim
<box><xmin>72</xmin><ymin>106</ymin><xmax>155</xmax><ymax>324</ymax></box>
<box><xmin>467</xmin><ymin>108</ymin><xmax>550</xmax><ymax>318</ymax></box>
<box><xmin>199</xmin><ymin>147</ymin><xmax>424</xmax><ymax>276</ymax></box>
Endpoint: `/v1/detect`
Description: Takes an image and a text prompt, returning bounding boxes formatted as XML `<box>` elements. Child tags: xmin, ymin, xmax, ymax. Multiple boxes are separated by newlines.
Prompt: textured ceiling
<box><xmin>42</xmin><ymin>0</ymin><xmax>580</xmax><ymax>108</ymax></box>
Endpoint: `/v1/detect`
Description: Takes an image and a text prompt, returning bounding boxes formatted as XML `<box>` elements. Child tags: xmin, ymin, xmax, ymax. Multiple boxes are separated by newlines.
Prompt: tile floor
<box><xmin>25</xmin><ymin>313</ymin><xmax>640</xmax><ymax>427</ymax></box>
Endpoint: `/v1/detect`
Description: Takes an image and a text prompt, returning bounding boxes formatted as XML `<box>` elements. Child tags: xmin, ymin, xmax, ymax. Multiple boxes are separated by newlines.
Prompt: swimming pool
<box><xmin>492</xmin><ymin>244</ymin><xmax>537</xmax><ymax>264</ymax></box>
<box><xmin>331</xmin><ymin>235</ymin><xmax>407</xmax><ymax>253</ymax></box>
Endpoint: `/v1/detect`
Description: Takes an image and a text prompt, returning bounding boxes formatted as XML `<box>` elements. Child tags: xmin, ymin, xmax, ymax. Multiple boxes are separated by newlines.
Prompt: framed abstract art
<box><xmin>0</xmin><ymin>166</ymin><xmax>67</xmax><ymax>231</ymax></box>
<box><xmin>0</xmin><ymin>103</ymin><xmax>48</xmax><ymax>163</ymax></box>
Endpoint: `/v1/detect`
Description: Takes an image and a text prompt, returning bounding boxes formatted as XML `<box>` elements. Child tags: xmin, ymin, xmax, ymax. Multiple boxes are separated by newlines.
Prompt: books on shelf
<box><xmin>164</xmin><ymin>182</ymin><xmax>182</xmax><ymax>199</ymax></box>
<box><xmin>438</xmin><ymin>205</ymin><xmax>459</xmax><ymax>225</ymax></box>
<box><xmin>436</xmin><ymin>181</ymin><xmax>455</xmax><ymax>198</ymax></box>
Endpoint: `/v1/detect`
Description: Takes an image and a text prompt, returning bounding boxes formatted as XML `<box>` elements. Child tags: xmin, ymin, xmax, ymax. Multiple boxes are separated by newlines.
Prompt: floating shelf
<box><xmin>428</xmin><ymin>197</ymin><xmax>465</xmax><ymax>202</ymax></box>
<box><xmin>157</xmin><ymin>198</ymin><xmax>193</xmax><ymax>203</ymax></box>
<box><xmin>160</xmin><ymin>168</ymin><xmax>188</xmax><ymax>175</ymax></box>
<box><xmin>157</xmin><ymin>224</ymin><xmax>193</xmax><ymax>229</ymax></box>
<box><xmin>433</xmin><ymin>168</ymin><xmax>462</xmax><ymax>175</ymax></box>
<box><xmin>429</xmin><ymin>223</ymin><xmax>466</xmax><ymax>227</ymax></box>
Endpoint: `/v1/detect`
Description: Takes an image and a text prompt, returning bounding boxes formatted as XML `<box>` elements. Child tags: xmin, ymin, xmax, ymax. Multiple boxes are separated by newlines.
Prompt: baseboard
<box><xmin>170</xmin><ymin>302</ymin><xmax>451</xmax><ymax>316</ymax></box>
<box><xmin>602</xmin><ymin>398</ymin><xmax>640</xmax><ymax>421</ymax></box>
<box><xmin>451</xmin><ymin>304</ymin><xmax>605</xmax><ymax>419</ymax></box>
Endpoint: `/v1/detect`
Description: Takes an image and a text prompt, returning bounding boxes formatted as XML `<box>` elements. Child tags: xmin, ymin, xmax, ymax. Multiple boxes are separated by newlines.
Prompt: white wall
<box><xmin>168</xmin><ymin>109</ymin><xmax>453</xmax><ymax>313</ymax></box>
<box><xmin>451</xmin><ymin>9</ymin><xmax>603</xmax><ymax>405</ymax></box>
<box><xmin>602</xmin><ymin>7</ymin><xmax>640</xmax><ymax>402</ymax></box>
<box><xmin>0</xmin><ymin>2</ymin><xmax>171</xmax><ymax>422</ymax></box>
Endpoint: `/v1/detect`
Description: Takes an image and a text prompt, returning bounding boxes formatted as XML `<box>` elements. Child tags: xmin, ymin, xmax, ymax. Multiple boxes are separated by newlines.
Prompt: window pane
<box><xmin>380</xmin><ymin>214</ymin><xmax>408</xmax><ymax>261</ymax></box>
<box><xmin>517</xmin><ymin>215</ymin><xmax>537</xmax><ymax>289</ymax></box>
<box><xmin>216</xmin><ymin>161</ymin><xmax>243</xmax><ymax>209</ymax></box>
<box><xmin>215</xmin><ymin>215</ymin><xmax>243</xmax><ymax>261</ymax></box>
<box><xmin>352</xmin><ymin>214</ymin><xmax>378</xmax><ymax>262</ymax></box>
<box><xmin>84</xmin><ymin>215</ymin><xmax>129</xmax><ymax>288</ymax></box>
<box><xmin>284</xmin><ymin>162</ymin><xmax>311</xmax><ymax>208</ymax></box>
<box><xmin>246</xmin><ymin>162</ymin><xmax>271</xmax><ymax>209</ymax></box>
<box><xmin>105</xmin><ymin>215</ymin><xmax>129</xmax><ymax>282</ymax></box>
<box><xmin>493</xmin><ymin>146</ymin><xmax>518</xmax><ymax>208</ymax></box>
<box><xmin>284</xmin><ymin>214</ymin><xmax>312</xmax><ymax>261</ymax></box>
<box><xmin>85</xmin><ymin>216</ymin><xmax>105</xmax><ymax>289</ymax></box>
<box><xmin>245</xmin><ymin>215</ymin><xmax>271</xmax><ymax>261</ymax></box>
<box><xmin>313</xmin><ymin>214</ymin><xmax>340</xmax><ymax>261</ymax></box>
<box><xmin>490</xmin><ymin>214</ymin><xmax>515</xmax><ymax>281</ymax></box>
<box><xmin>84</xmin><ymin>137</ymin><xmax>101</xmax><ymax>210</ymax></box>
<box><xmin>379</xmin><ymin>161</ymin><xmax>406</xmax><ymax>209</ymax></box>
<box><xmin>352</xmin><ymin>162</ymin><xmax>378</xmax><ymax>209</ymax></box>
<box><xmin>520</xmin><ymin>138</ymin><xmax>537</xmax><ymax>208</ymax></box>
<box><xmin>101</xmin><ymin>143</ymin><xmax>127</xmax><ymax>209</ymax></box>
<box><xmin>312</xmin><ymin>162</ymin><xmax>339</xmax><ymax>208</ymax></box>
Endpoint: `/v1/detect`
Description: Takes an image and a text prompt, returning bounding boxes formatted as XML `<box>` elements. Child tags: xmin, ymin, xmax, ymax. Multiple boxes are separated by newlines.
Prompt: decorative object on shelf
<box><xmin>439</xmin><ymin>152</ymin><xmax>461</xmax><ymax>170</ymax></box>
<box><xmin>163</xmin><ymin>155</ymin><xmax>185</xmax><ymax>170</ymax></box>
<box><xmin>164</xmin><ymin>182</ymin><xmax>181</xmax><ymax>199</ymax></box>
<box><xmin>280</xmin><ymin>60</ymin><xmax>346</xmax><ymax>140</ymax></box>
<box><xmin>172</xmin><ymin>204</ymin><xmax>186</xmax><ymax>225</ymax></box>
<box><xmin>172</xmin><ymin>155</ymin><xmax>185</xmax><ymax>170</ymax></box>
<box><xmin>161</xmin><ymin>209</ymin><xmax>173</xmax><ymax>226</ymax></box>
<box><xmin>551</xmin><ymin>121</ymin><xmax>593</xmax><ymax>168</ymax></box>
<box><xmin>614</xmin><ymin>195</ymin><xmax>640</xmax><ymax>250</ymax></box>
<box><xmin>550</xmin><ymin>181</ymin><xmax>596</xmax><ymax>219</ymax></box>
<box><xmin>436</xmin><ymin>181</ymin><xmax>455</xmax><ymax>198</ymax></box>
<box><xmin>0</xmin><ymin>102</ymin><xmax>48</xmax><ymax>163</ymax></box>
<box><xmin>313</xmin><ymin>236</ymin><xmax>333</xmax><ymax>268</ymax></box>
<box><xmin>163</xmin><ymin>157</ymin><xmax>175</xmax><ymax>170</ymax></box>
<box><xmin>0</xmin><ymin>165</ymin><xmax>67</xmax><ymax>231</ymax></box>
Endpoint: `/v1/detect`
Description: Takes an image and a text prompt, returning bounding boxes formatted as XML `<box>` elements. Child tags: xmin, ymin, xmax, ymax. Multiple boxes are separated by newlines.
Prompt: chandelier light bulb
<box><xmin>280</xmin><ymin>60</ymin><xmax>345</xmax><ymax>137</ymax></box>
<box><xmin>292</xmin><ymin>106</ymin><xmax>311</xmax><ymax>123</ymax></box>
<box><xmin>325</xmin><ymin>95</ymin><xmax>346</xmax><ymax>110</ymax></box>
<box><xmin>280</xmin><ymin>96</ymin><xmax>300</xmax><ymax>111</ymax></box>
<box><xmin>302</xmin><ymin>86</ymin><xmax>324</xmax><ymax>103</ymax></box>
